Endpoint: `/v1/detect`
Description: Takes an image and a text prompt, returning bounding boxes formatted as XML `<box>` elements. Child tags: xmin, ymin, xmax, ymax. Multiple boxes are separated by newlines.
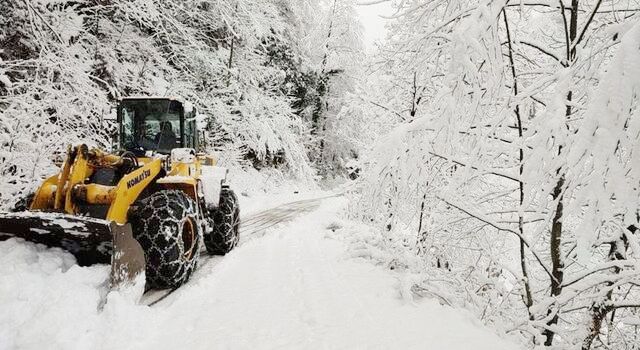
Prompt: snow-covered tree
<box><xmin>353</xmin><ymin>0</ymin><xmax>640</xmax><ymax>348</ymax></box>
<box><xmin>0</xmin><ymin>0</ymin><xmax>337</xmax><ymax>205</ymax></box>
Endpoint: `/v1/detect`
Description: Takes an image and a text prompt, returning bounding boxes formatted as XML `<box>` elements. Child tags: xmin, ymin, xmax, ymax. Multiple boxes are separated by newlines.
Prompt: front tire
<box><xmin>203</xmin><ymin>187</ymin><xmax>240</xmax><ymax>255</ymax></box>
<box><xmin>129</xmin><ymin>190</ymin><xmax>201</xmax><ymax>289</ymax></box>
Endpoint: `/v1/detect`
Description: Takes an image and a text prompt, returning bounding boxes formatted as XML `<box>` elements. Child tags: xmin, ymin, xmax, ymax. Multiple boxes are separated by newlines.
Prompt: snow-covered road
<box><xmin>0</xmin><ymin>195</ymin><xmax>517</xmax><ymax>350</ymax></box>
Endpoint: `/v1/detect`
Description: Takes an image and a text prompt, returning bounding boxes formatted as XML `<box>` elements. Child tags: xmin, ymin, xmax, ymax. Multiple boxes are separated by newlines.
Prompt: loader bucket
<box><xmin>0</xmin><ymin>212</ymin><xmax>146</xmax><ymax>288</ymax></box>
<box><xmin>0</xmin><ymin>212</ymin><xmax>113</xmax><ymax>264</ymax></box>
<box><xmin>110</xmin><ymin>222</ymin><xmax>145</xmax><ymax>290</ymax></box>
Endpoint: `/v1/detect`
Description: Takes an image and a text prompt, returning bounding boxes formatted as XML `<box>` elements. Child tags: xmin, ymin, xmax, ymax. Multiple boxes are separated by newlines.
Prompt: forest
<box><xmin>1</xmin><ymin>0</ymin><xmax>639</xmax><ymax>349</ymax></box>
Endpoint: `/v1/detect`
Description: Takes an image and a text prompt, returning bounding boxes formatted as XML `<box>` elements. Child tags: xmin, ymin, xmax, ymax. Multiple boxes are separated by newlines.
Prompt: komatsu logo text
<box><xmin>127</xmin><ymin>170</ymin><xmax>151</xmax><ymax>189</ymax></box>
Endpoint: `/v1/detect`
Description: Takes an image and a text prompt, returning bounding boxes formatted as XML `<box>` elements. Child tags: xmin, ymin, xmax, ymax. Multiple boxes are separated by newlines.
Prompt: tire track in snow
<box><xmin>142</xmin><ymin>193</ymin><xmax>340</xmax><ymax>306</ymax></box>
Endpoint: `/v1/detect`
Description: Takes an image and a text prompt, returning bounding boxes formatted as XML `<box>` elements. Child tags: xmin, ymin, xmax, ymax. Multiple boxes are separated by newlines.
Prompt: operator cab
<box><xmin>117</xmin><ymin>97</ymin><xmax>198</xmax><ymax>155</ymax></box>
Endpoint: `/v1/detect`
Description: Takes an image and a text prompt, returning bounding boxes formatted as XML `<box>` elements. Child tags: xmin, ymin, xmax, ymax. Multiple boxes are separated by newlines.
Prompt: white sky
<box><xmin>354</xmin><ymin>1</ymin><xmax>394</xmax><ymax>51</ymax></box>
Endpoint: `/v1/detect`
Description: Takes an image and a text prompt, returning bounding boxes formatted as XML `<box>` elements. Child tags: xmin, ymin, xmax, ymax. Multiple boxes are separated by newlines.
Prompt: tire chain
<box><xmin>129</xmin><ymin>190</ymin><xmax>201</xmax><ymax>288</ymax></box>
<box><xmin>203</xmin><ymin>188</ymin><xmax>240</xmax><ymax>255</ymax></box>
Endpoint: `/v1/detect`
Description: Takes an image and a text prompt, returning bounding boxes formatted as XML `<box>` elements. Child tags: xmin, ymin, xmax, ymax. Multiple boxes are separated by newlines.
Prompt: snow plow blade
<box><xmin>0</xmin><ymin>212</ymin><xmax>145</xmax><ymax>288</ymax></box>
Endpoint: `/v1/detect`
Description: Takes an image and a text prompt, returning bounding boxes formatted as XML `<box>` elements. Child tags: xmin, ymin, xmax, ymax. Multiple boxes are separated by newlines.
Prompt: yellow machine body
<box><xmin>28</xmin><ymin>146</ymin><xmax>216</xmax><ymax>223</ymax></box>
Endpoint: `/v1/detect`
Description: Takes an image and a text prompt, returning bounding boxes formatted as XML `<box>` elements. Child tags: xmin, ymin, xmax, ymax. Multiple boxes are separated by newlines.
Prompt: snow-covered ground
<box><xmin>0</xmin><ymin>190</ymin><xmax>518</xmax><ymax>350</ymax></box>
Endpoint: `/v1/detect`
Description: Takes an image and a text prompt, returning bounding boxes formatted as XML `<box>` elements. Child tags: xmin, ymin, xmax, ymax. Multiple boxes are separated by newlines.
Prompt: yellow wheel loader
<box><xmin>0</xmin><ymin>97</ymin><xmax>240</xmax><ymax>290</ymax></box>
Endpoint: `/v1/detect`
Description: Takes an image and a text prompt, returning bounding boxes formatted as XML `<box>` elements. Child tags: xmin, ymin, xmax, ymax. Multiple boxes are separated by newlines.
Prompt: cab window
<box><xmin>119</xmin><ymin>99</ymin><xmax>184</xmax><ymax>154</ymax></box>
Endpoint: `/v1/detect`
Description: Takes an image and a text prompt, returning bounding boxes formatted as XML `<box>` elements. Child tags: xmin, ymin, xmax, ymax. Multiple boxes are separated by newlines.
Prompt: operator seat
<box><xmin>155</xmin><ymin>121</ymin><xmax>178</xmax><ymax>151</ymax></box>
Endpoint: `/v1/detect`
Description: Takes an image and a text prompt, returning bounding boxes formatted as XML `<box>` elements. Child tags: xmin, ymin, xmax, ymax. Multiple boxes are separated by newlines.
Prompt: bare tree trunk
<box><xmin>582</xmin><ymin>226</ymin><xmax>632</xmax><ymax>349</ymax></box>
<box><xmin>227</xmin><ymin>34</ymin><xmax>235</xmax><ymax>70</ymax></box>
<box><xmin>417</xmin><ymin>192</ymin><xmax>427</xmax><ymax>235</ymax></box>
<box><xmin>502</xmin><ymin>8</ymin><xmax>533</xmax><ymax>315</ymax></box>
<box><xmin>544</xmin><ymin>177</ymin><xmax>565</xmax><ymax>345</ymax></box>
<box><xmin>320</xmin><ymin>0</ymin><xmax>337</xmax><ymax>77</ymax></box>
<box><xmin>410</xmin><ymin>71</ymin><xmax>422</xmax><ymax>118</ymax></box>
<box><xmin>226</xmin><ymin>4</ymin><xmax>238</xmax><ymax>86</ymax></box>
<box><xmin>581</xmin><ymin>254</ymin><xmax>618</xmax><ymax>349</ymax></box>
<box><xmin>544</xmin><ymin>0</ymin><xmax>579</xmax><ymax>345</ymax></box>
<box><xmin>315</xmin><ymin>0</ymin><xmax>338</xmax><ymax>164</ymax></box>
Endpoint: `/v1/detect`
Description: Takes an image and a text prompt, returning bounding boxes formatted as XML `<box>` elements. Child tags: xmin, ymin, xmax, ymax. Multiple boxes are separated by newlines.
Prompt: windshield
<box><xmin>120</xmin><ymin>99</ymin><xmax>183</xmax><ymax>154</ymax></box>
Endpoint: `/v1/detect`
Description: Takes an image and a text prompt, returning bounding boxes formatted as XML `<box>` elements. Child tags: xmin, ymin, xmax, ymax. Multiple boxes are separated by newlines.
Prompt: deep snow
<box><xmin>0</xmin><ymin>192</ymin><xmax>518</xmax><ymax>350</ymax></box>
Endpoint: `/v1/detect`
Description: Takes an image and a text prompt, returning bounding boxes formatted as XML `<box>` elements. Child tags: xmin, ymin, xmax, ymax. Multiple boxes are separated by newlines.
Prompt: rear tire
<box><xmin>129</xmin><ymin>190</ymin><xmax>201</xmax><ymax>289</ymax></box>
<box><xmin>203</xmin><ymin>187</ymin><xmax>240</xmax><ymax>255</ymax></box>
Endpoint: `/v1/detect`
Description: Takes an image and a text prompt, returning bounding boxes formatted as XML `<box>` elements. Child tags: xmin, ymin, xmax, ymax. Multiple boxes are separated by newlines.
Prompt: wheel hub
<box><xmin>182</xmin><ymin>218</ymin><xmax>196</xmax><ymax>260</ymax></box>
